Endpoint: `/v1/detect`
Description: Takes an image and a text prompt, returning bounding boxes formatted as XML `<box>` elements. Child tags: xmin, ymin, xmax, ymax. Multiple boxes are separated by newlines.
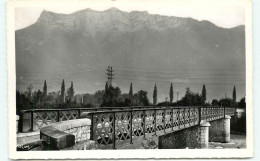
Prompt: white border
<box><xmin>7</xmin><ymin>0</ymin><xmax>253</xmax><ymax>159</ymax></box>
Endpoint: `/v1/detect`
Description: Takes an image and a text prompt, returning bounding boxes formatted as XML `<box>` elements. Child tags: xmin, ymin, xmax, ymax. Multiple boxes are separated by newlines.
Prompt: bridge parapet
<box><xmin>17</xmin><ymin>106</ymin><xmax>235</xmax><ymax>150</ymax></box>
<box><xmin>87</xmin><ymin>106</ymin><xmax>235</xmax><ymax>149</ymax></box>
<box><xmin>18</xmin><ymin>106</ymin><xmax>172</xmax><ymax>132</ymax></box>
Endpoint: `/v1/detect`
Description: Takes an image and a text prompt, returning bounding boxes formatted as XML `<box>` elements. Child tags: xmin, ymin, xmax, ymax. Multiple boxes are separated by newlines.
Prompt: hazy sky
<box><xmin>15</xmin><ymin>0</ymin><xmax>245</xmax><ymax>30</ymax></box>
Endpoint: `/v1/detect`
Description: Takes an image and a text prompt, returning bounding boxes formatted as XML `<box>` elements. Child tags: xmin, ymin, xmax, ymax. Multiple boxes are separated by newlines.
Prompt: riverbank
<box><xmin>209</xmin><ymin>134</ymin><xmax>246</xmax><ymax>149</ymax></box>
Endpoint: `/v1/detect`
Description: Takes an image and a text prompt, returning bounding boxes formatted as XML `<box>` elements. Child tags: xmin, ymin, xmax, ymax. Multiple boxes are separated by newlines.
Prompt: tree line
<box><xmin>16</xmin><ymin>79</ymin><xmax>245</xmax><ymax>114</ymax></box>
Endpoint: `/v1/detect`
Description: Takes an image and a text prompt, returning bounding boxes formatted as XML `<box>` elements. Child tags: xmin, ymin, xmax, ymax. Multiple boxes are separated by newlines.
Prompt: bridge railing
<box><xmin>88</xmin><ymin>106</ymin><xmax>235</xmax><ymax>149</ymax></box>
<box><xmin>18</xmin><ymin>106</ymin><xmax>170</xmax><ymax>132</ymax></box>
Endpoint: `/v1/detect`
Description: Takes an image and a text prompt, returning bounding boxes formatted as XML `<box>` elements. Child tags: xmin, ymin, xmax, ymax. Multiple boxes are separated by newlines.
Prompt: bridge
<box><xmin>17</xmin><ymin>106</ymin><xmax>235</xmax><ymax>150</ymax></box>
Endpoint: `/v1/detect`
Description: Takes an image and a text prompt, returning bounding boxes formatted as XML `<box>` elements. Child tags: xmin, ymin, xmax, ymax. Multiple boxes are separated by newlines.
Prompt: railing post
<box><xmin>130</xmin><ymin>111</ymin><xmax>133</xmax><ymax>144</ymax></box>
<box><xmin>57</xmin><ymin>110</ymin><xmax>60</xmax><ymax>122</ymax></box>
<box><xmin>188</xmin><ymin>108</ymin><xmax>191</xmax><ymax>126</ymax></box>
<box><xmin>198</xmin><ymin>107</ymin><xmax>201</xmax><ymax>124</ymax></box>
<box><xmin>163</xmin><ymin>109</ymin><xmax>166</xmax><ymax>134</ymax></box>
<box><xmin>30</xmin><ymin>111</ymin><xmax>34</xmax><ymax>132</ymax></box>
<box><xmin>19</xmin><ymin>113</ymin><xmax>23</xmax><ymax>133</ymax></box>
<box><xmin>90</xmin><ymin>114</ymin><xmax>94</xmax><ymax>140</ymax></box>
<box><xmin>224</xmin><ymin>106</ymin><xmax>226</xmax><ymax>118</ymax></box>
<box><xmin>193</xmin><ymin>107</ymin><xmax>196</xmax><ymax>125</ymax></box>
<box><xmin>78</xmin><ymin>109</ymin><xmax>81</xmax><ymax>118</ymax></box>
<box><xmin>171</xmin><ymin>108</ymin><xmax>174</xmax><ymax>131</ymax></box>
<box><xmin>183</xmin><ymin>108</ymin><xmax>186</xmax><ymax>128</ymax></box>
<box><xmin>113</xmin><ymin>112</ymin><xmax>116</xmax><ymax>149</ymax></box>
<box><xmin>205</xmin><ymin>106</ymin><xmax>208</xmax><ymax>121</ymax></box>
<box><xmin>178</xmin><ymin>108</ymin><xmax>180</xmax><ymax>129</ymax></box>
<box><xmin>143</xmin><ymin>110</ymin><xmax>146</xmax><ymax>139</ymax></box>
<box><xmin>154</xmin><ymin>109</ymin><xmax>157</xmax><ymax>136</ymax></box>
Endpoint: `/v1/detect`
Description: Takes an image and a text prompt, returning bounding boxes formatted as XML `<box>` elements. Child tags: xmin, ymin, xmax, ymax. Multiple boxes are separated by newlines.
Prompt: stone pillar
<box><xmin>223</xmin><ymin>115</ymin><xmax>231</xmax><ymax>143</ymax></box>
<box><xmin>200</xmin><ymin>121</ymin><xmax>210</xmax><ymax>149</ymax></box>
<box><xmin>21</xmin><ymin>113</ymin><xmax>37</xmax><ymax>132</ymax></box>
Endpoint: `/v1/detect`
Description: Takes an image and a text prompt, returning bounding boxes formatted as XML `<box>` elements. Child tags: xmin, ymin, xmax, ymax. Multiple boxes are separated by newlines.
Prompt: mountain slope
<box><xmin>15</xmin><ymin>8</ymin><xmax>245</xmax><ymax>98</ymax></box>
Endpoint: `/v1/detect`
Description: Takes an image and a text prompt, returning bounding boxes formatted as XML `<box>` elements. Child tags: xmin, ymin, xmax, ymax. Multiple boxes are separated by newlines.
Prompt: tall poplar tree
<box><xmin>43</xmin><ymin>80</ymin><xmax>47</xmax><ymax>98</ymax></box>
<box><xmin>233</xmin><ymin>86</ymin><xmax>236</xmax><ymax>106</ymax></box>
<box><xmin>67</xmin><ymin>81</ymin><xmax>75</xmax><ymax>102</ymax></box>
<box><xmin>61</xmin><ymin>79</ymin><xmax>65</xmax><ymax>103</ymax></box>
<box><xmin>169</xmin><ymin>83</ymin><xmax>173</xmax><ymax>103</ymax></box>
<box><xmin>201</xmin><ymin>84</ymin><xmax>207</xmax><ymax>105</ymax></box>
<box><xmin>153</xmin><ymin>84</ymin><xmax>157</xmax><ymax>105</ymax></box>
<box><xmin>129</xmin><ymin>83</ymin><xmax>133</xmax><ymax>104</ymax></box>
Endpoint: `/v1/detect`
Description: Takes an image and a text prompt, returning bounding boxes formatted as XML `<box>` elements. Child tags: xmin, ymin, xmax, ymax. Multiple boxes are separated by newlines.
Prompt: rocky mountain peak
<box><xmin>35</xmin><ymin>8</ymin><xmax>194</xmax><ymax>34</ymax></box>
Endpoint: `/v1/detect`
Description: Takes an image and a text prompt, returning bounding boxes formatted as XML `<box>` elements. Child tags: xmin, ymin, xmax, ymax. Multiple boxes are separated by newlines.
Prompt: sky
<box><xmin>15</xmin><ymin>0</ymin><xmax>245</xmax><ymax>30</ymax></box>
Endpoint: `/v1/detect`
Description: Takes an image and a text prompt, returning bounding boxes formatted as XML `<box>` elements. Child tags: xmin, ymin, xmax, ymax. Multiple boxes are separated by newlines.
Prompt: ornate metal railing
<box><xmin>18</xmin><ymin>106</ymin><xmax>171</xmax><ymax>132</ymax></box>
<box><xmin>88</xmin><ymin>106</ymin><xmax>235</xmax><ymax>149</ymax></box>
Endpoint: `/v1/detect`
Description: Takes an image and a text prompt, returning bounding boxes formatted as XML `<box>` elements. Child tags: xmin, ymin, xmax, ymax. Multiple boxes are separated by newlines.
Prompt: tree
<box><xmin>133</xmin><ymin>90</ymin><xmax>149</xmax><ymax>106</ymax></box>
<box><xmin>103</xmin><ymin>82</ymin><xmax>109</xmax><ymax>105</ymax></box>
<box><xmin>169</xmin><ymin>83</ymin><xmax>173</xmax><ymax>103</ymax></box>
<box><xmin>61</xmin><ymin>79</ymin><xmax>65</xmax><ymax>103</ymax></box>
<box><xmin>43</xmin><ymin>80</ymin><xmax>47</xmax><ymax>98</ymax></box>
<box><xmin>233</xmin><ymin>86</ymin><xmax>237</xmax><ymax>106</ymax></box>
<box><xmin>35</xmin><ymin>90</ymin><xmax>42</xmax><ymax>105</ymax></box>
<box><xmin>211</xmin><ymin>99</ymin><xmax>219</xmax><ymax>106</ymax></box>
<box><xmin>27</xmin><ymin>84</ymin><xmax>33</xmax><ymax>102</ymax></box>
<box><xmin>153</xmin><ymin>84</ymin><xmax>157</xmax><ymax>105</ymax></box>
<box><xmin>178</xmin><ymin>87</ymin><xmax>203</xmax><ymax>106</ymax></box>
<box><xmin>66</xmin><ymin>81</ymin><xmax>75</xmax><ymax>102</ymax></box>
<box><xmin>219</xmin><ymin>97</ymin><xmax>232</xmax><ymax>107</ymax></box>
<box><xmin>129</xmin><ymin>83</ymin><xmax>133</xmax><ymax>104</ymax></box>
<box><xmin>102</xmin><ymin>84</ymin><xmax>122</xmax><ymax>107</ymax></box>
<box><xmin>201</xmin><ymin>84</ymin><xmax>207</xmax><ymax>105</ymax></box>
<box><xmin>94</xmin><ymin>90</ymin><xmax>105</xmax><ymax>107</ymax></box>
<box><xmin>238</xmin><ymin>97</ymin><xmax>246</xmax><ymax>108</ymax></box>
<box><xmin>16</xmin><ymin>90</ymin><xmax>32</xmax><ymax>113</ymax></box>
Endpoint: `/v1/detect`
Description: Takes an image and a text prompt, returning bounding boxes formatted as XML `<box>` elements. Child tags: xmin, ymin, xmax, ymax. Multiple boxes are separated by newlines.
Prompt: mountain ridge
<box><xmin>32</xmin><ymin>8</ymin><xmax>243</xmax><ymax>34</ymax></box>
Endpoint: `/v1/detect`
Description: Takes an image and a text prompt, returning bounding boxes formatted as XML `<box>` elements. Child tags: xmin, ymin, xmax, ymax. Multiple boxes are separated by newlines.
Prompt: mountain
<box><xmin>15</xmin><ymin>8</ymin><xmax>245</xmax><ymax>99</ymax></box>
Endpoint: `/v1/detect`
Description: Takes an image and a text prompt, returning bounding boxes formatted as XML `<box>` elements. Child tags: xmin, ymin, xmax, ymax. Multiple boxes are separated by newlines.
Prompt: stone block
<box><xmin>40</xmin><ymin>126</ymin><xmax>75</xmax><ymax>150</ymax></box>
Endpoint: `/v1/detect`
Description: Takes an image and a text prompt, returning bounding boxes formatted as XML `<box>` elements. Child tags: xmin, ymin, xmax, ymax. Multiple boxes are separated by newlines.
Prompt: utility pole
<box><xmin>106</xmin><ymin>66</ymin><xmax>115</xmax><ymax>86</ymax></box>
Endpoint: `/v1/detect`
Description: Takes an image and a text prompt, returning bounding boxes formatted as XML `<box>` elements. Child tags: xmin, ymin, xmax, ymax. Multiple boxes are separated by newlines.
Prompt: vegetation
<box><xmin>61</xmin><ymin>79</ymin><xmax>65</xmax><ymax>103</ymax></box>
<box><xmin>153</xmin><ymin>84</ymin><xmax>157</xmax><ymax>105</ymax></box>
<box><xmin>133</xmin><ymin>90</ymin><xmax>149</xmax><ymax>106</ymax></box>
<box><xmin>233</xmin><ymin>86</ymin><xmax>237</xmax><ymax>106</ymax></box>
<box><xmin>201</xmin><ymin>84</ymin><xmax>207</xmax><ymax>105</ymax></box>
<box><xmin>66</xmin><ymin>81</ymin><xmax>75</xmax><ymax>103</ymax></box>
<box><xmin>129</xmin><ymin>83</ymin><xmax>133</xmax><ymax>105</ymax></box>
<box><xmin>16</xmin><ymin>79</ymin><xmax>245</xmax><ymax>115</ymax></box>
<box><xmin>211</xmin><ymin>99</ymin><xmax>219</xmax><ymax>106</ymax></box>
<box><xmin>169</xmin><ymin>83</ymin><xmax>173</xmax><ymax>104</ymax></box>
<box><xmin>177</xmin><ymin>87</ymin><xmax>204</xmax><ymax>106</ymax></box>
